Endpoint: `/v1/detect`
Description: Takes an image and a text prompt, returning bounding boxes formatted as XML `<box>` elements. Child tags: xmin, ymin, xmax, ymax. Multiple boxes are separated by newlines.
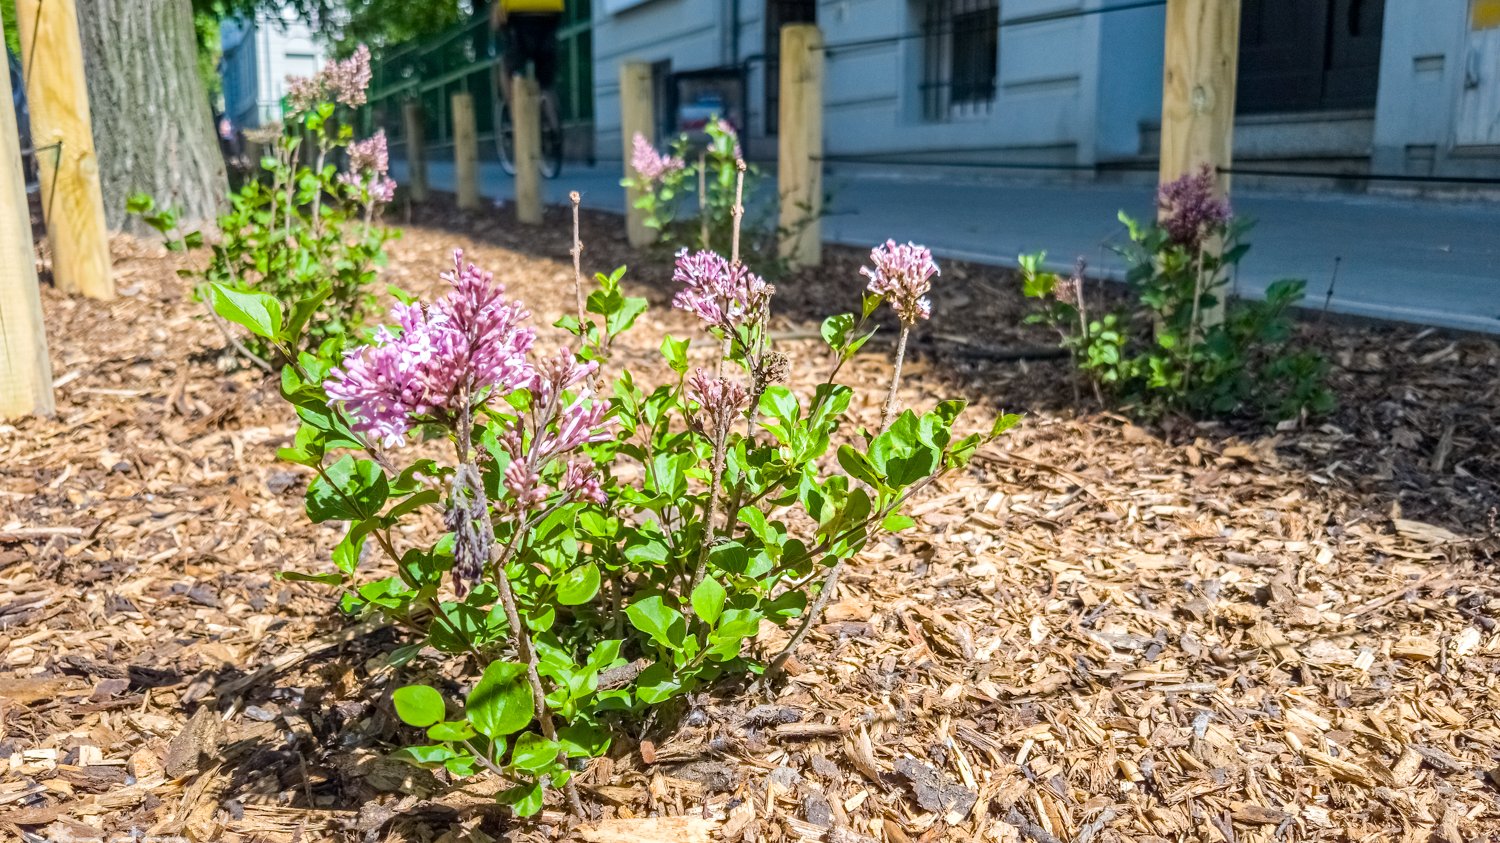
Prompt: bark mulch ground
<box><xmin>2</xmin><ymin>199</ymin><xmax>1498</xmax><ymax>842</ymax></box>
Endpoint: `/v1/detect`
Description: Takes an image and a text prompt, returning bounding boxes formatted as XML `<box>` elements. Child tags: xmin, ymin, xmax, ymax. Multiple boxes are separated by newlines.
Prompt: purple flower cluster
<box><xmin>1157</xmin><ymin>165</ymin><xmax>1232</xmax><ymax>250</ymax></box>
<box><xmin>286</xmin><ymin>45</ymin><xmax>372</xmax><ymax>114</ymax></box>
<box><xmin>862</xmin><ymin>240</ymin><xmax>939</xmax><ymax>325</ymax></box>
<box><xmin>492</xmin><ymin>347</ymin><xmax>612</xmax><ymax>512</ymax></box>
<box><xmin>686</xmin><ymin>368</ymin><xmax>748</xmax><ymax>437</ymax></box>
<box><xmin>672</xmin><ymin>249</ymin><xmax>775</xmax><ymax>332</ymax></box>
<box><xmin>630</xmin><ymin>133</ymin><xmax>685</xmax><ymax>183</ymax></box>
<box><xmin>324</xmin><ymin>251</ymin><xmax>536</xmax><ymax>447</ymax></box>
<box><xmin>339</xmin><ymin>129</ymin><xmax>397</xmax><ymax>204</ymax></box>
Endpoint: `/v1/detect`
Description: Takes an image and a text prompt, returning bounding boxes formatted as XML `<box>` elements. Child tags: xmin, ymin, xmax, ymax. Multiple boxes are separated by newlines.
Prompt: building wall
<box><xmin>221</xmin><ymin>12</ymin><xmax>325</xmax><ymax>130</ymax></box>
<box><xmin>594</xmin><ymin>0</ymin><xmax>1500</xmax><ymax>183</ymax></box>
<box><xmin>1373</xmin><ymin>0</ymin><xmax>1500</xmax><ymax>179</ymax></box>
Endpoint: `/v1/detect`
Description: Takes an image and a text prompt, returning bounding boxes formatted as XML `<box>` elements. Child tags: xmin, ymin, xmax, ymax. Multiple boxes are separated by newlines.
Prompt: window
<box><xmin>921</xmin><ymin>0</ymin><xmax>999</xmax><ymax>121</ymax></box>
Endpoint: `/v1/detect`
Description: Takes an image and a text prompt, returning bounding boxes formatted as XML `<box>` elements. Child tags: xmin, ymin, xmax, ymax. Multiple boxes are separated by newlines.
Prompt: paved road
<box><xmin>393</xmin><ymin>158</ymin><xmax>1500</xmax><ymax>334</ymax></box>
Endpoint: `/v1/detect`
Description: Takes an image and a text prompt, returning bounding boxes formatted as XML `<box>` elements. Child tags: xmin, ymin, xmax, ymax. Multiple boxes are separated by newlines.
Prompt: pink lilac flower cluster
<box><xmin>686</xmin><ymin>368</ymin><xmax>748</xmax><ymax>437</ymax></box>
<box><xmin>494</xmin><ymin>347</ymin><xmax>611</xmax><ymax>511</ymax></box>
<box><xmin>672</xmin><ymin>249</ymin><xmax>775</xmax><ymax>332</ymax></box>
<box><xmin>325</xmin><ymin>251</ymin><xmax>536</xmax><ymax>447</ymax></box>
<box><xmin>339</xmin><ymin>129</ymin><xmax>398</xmax><ymax>204</ymax></box>
<box><xmin>630</xmin><ymin>133</ymin><xmax>685</xmax><ymax>183</ymax></box>
<box><xmin>286</xmin><ymin>45</ymin><xmax>372</xmax><ymax>114</ymax></box>
<box><xmin>862</xmin><ymin>240</ymin><xmax>939</xmax><ymax>326</ymax></box>
<box><xmin>1157</xmin><ymin>165</ymin><xmax>1232</xmax><ymax>250</ymax></box>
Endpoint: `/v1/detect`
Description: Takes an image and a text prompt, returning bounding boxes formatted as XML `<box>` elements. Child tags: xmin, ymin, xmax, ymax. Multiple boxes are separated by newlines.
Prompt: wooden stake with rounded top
<box><xmin>511</xmin><ymin>74</ymin><xmax>543</xmax><ymax>225</ymax></box>
<box><xmin>452</xmin><ymin>91</ymin><xmax>480</xmax><ymax>210</ymax></box>
<box><xmin>403</xmin><ymin>100</ymin><xmax>429</xmax><ymax>202</ymax></box>
<box><xmin>16</xmin><ymin>0</ymin><xmax>113</xmax><ymax>299</ymax></box>
<box><xmin>0</xmin><ymin>50</ymin><xmax>55</xmax><ymax>418</ymax></box>
<box><xmin>777</xmin><ymin>23</ymin><xmax>824</xmax><ymax>269</ymax></box>
<box><xmin>618</xmin><ymin>60</ymin><xmax>656</xmax><ymax>247</ymax></box>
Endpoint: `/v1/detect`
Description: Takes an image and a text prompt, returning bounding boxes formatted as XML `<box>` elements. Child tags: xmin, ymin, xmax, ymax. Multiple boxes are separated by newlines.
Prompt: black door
<box><xmin>1237</xmin><ymin>0</ymin><xmax>1384</xmax><ymax>114</ymax></box>
<box><xmin>765</xmin><ymin>0</ymin><xmax>817</xmax><ymax>134</ymax></box>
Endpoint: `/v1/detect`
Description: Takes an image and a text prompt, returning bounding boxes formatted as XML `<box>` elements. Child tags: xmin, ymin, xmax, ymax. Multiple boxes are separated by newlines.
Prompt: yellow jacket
<box><xmin>501</xmin><ymin>0</ymin><xmax>564</xmax><ymax>12</ymax></box>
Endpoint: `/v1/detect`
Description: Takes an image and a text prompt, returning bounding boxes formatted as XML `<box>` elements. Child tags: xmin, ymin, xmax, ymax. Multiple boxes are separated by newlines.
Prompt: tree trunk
<box><xmin>76</xmin><ymin>0</ymin><xmax>224</xmax><ymax>232</ymax></box>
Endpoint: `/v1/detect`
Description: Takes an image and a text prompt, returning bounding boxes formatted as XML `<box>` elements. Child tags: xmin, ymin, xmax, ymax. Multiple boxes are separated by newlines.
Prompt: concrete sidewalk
<box><xmin>393</xmin><ymin>158</ymin><xmax>1500</xmax><ymax>335</ymax></box>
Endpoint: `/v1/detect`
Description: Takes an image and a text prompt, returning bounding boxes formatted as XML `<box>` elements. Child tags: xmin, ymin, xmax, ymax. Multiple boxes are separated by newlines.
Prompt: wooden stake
<box><xmin>452</xmin><ymin>91</ymin><xmax>480</xmax><ymax>210</ymax></box>
<box><xmin>403</xmin><ymin>100</ymin><xmax>429</xmax><ymax>202</ymax></box>
<box><xmin>16</xmin><ymin>0</ymin><xmax>112</xmax><ymax>300</ymax></box>
<box><xmin>618</xmin><ymin>60</ymin><xmax>656</xmax><ymax>247</ymax></box>
<box><xmin>1159</xmin><ymin>0</ymin><xmax>1240</xmax><ymax>325</ymax></box>
<box><xmin>511</xmin><ymin>74</ymin><xmax>543</xmax><ymax>225</ymax></box>
<box><xmin>777</xmin><ymin>23</ymin><xmax>824</xmax><ymax>269</ymax></box>
<box><xmin>0</xmin><ymin>49</ymin><xmax>55</xmax><ymax>419</ymax></box>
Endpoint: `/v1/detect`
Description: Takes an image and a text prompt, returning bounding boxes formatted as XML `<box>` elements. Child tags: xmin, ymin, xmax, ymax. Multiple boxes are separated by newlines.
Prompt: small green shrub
<box><xmin>131</xmin><ymin>45</ymin><xmax>398</xmax><ymax>364</ymax></box>
<box><xmin>204</xmin><ymin>193</ymin><xmax>1016</xmax><ymax>816</ymax></box>
<box><xmin>1020</xmin><ymin>167</ymin><xmax>1333</xmax><ymax>422</ymax></box>
<box><xmin>622</xmin><ymin>118</ymin><xmax>809</xmax><ymax>276</ymax></box>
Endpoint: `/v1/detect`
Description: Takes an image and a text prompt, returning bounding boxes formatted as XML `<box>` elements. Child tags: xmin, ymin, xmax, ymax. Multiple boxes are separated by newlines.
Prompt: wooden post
<box><xmin>403</xmin><ymin>100</ymin><xmax>429</xmax><ymax>202</ymax></box>
<box><xmin>452</xmin><ymin>91</ymin><xmax>481</xmax><ymax>210</ymax></box>
<box><xmin>16</xmin><ymin>0</ymin><xmax>113</xmax><ymax>300</ymax></box>
<box><xmin>618</xmin><ymin>61</ymin><xmax>655</xmax><ymax>247</ymax></box>
<box><xmin>1159</xmin><ymin>0</ymin><xmax>1240</xmax><ymax>324</ymax></box>
<box><xmin>512</xmin><ymin>74</ymin><xmax>543</xmax><ymax>225</ymax></box>
<box><xmin>0</xmin><ymin>51</ymin><xmax>55</xmax><ymax>419</ymax></box>
<box><xmin>778</xmin><ymin>24</ymin><xmax>824</xmax><ymax>269</ymax></box>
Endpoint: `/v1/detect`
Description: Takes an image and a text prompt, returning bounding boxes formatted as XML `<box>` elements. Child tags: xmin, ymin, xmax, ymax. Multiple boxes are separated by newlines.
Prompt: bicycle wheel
<box><xmin>541</xmin><ymin>107</ymin><xmax>563</xmax><ymax>179</ymax></box>
<box><xmin>495</xmin><ymin>99</ymin><xmax>517</xmax><ymax>176</ymax></box>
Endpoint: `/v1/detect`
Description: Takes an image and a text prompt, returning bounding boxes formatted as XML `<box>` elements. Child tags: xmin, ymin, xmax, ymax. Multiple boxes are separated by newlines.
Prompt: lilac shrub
<box><xmin>1019</xmin><ymin>166</ymin><xmax>1332</xmax><ymax>421</ymax></box>
<box><xmin>132</xmin><ymin>44</ymin><xmax>398</xmax><ymax>363</ymax></box>
<box><xmin>209</xmin><ymin>197</ymin><xmax>1018</xmax><ymax>816</ymax></box>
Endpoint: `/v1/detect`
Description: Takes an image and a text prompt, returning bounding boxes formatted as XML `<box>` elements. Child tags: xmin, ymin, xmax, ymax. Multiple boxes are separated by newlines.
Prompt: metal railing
<box><xmin>364</xmin><ymin>5</ymin><xmax>594</xmax><ymax>156</ymax></box>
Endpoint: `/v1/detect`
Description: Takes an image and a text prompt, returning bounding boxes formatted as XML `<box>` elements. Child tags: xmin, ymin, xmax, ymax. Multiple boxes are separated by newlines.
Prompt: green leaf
<box><xmin>208</xmin><ymin>283</ymin><xmax>283</xmax><ymax>341</ymax></box>
<box><xmin>555</xmin><ymin>563</ymin><xmax>601</xmax><ymax>606</ymax></box>
<box><xmin>426</xmin><ymin>720</ymin><xmax>477</xmax><ymax>742</ymax></box>
<box><xmin>307</xmin><ymin>456</ymin><xmax>389</xmax><ymax>523</ymax></box>
<box><xmin>467</xmin><ymin>661</ymin><xmax>534</xmax><ymax>738</ymax></box>
<box><xmin>635</xmin><ymin>661</ymin><xmax>683</xmax><ymax>704</ymax></box>
<box><xmin>393</xmin><ymin>685</ymin><xmax>446</xmax><ymax>728</ymax></box>
<box><xmin>660</xmin><ymin>334</ymin><xmax>690</xmax><ymax>375</ymax></box>
<box><xmin>390</xmin><ymin>744</ymin><xmax>458</xmax><ymax>767</ymax></box>
<box><xmin>285</xmin><ymin>285</ymin><xmax>332</xmax><ymax>344</ymax></box>
<box><xmin>690</xmin><ymin>576</ymin><xmax>727</xmax><ymax>627</ymax></box>
<box><xmin>625</xmin><ymin>595</ymin><xmax>685</xmax><ymax>650</ymax></box>
<box><xmin>990</xmin><ymin>413</ymin><xmax>1023</xmax><ymax>437</ymax></box>
<box><xmin>499</xmin><ymin>780</ymin><xmax>545</xmax><ymax>816</ymax></box>
<box><xmin>558</xmin><ymin>722</ymin><xmax>611</xmax><ymax>758</ymax></box>
<box><xmin>509</xmin><ymin>732</ymin><xmax>561</xmax><ymax>773</ymax></box>
<box><xmin>820</xmin><ymin>313</ymin><xmax>855</xmax><ymax>350</ymax></box>
<box><xmin>881</xmin><ymin>513</ymin><xmax>916</xmax><ymax>532</ymax></box>
<box><xmin>275</xmin><ymin>570</ymin><xmax>342</xmax><ymax>585</ymax></box>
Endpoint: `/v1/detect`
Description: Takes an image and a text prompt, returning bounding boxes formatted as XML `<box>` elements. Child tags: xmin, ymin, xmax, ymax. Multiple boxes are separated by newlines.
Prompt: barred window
<box><xmin>921</xmin><ymin>0</ymin><xmax>999</xmax><ymax>121</ymax></box>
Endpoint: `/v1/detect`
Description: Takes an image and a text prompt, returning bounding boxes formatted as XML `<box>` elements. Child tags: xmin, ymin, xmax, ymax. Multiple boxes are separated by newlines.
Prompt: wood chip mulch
<box><xmin>2</xmin><ymin>198</ymin><xmax>1498</xmax><ymax>843</ymax></box>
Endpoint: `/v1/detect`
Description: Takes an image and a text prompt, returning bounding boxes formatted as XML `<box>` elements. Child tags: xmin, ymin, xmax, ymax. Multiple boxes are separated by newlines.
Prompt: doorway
<box><xmin>765</xmin><ymin>0</ymin><xmax>817</xmax><ymax>134</ymax></box>
<box><xmin>1237</xmin><ymin>0</ymin><xmax>1385</xmax><ymax>114</ymax></box>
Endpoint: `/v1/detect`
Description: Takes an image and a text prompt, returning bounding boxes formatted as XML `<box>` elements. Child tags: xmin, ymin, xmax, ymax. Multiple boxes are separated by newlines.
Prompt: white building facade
<box><xmin>592</xmin><ymin>0</ymin><xmax>1500</xmax><ymax>186</ymax></box>
<box><xmin>221</xmin><ymin>12</ymin><xmax>327</xmax><ymax>130</ymax></box>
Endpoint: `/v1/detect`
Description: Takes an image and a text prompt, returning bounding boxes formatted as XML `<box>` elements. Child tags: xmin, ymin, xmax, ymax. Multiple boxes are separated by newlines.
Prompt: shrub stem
<box><xmin>880</xmin><ymin>324</ymin><xmax>911</xmax><ymax>433</ymax></box>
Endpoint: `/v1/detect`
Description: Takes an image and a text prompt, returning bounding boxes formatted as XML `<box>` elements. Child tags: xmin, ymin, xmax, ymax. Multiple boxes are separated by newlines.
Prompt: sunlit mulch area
<box><xmin>2</xmin><ymin>201</ymin><xmax>1498</xmax><ymax>842</ymax></box>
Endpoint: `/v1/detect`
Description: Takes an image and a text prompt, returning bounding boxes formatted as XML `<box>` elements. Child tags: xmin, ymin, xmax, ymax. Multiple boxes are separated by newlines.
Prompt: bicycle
<box><xmin>491</xmin><ymin>42</ymin><xmax>564</xmax><ymax>179</ymax></box>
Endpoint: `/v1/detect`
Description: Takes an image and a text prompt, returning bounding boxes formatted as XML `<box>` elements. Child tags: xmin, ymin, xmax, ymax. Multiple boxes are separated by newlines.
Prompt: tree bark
<box><xmin>76</xmin><ymin>0</ymin><xmax>225</xmax><ymax>232</ymax></box>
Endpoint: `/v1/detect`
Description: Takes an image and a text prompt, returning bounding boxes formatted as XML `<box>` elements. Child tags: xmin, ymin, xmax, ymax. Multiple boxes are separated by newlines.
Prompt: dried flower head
<box><xmin>445</xmin><ymin>463</ymin><xmax>490</xmax><ymax>595</ymax></box>
<box><xmin>325</xmin><ymin>250</ymin><xmax>536</xmax><ymax>447</ymax></box>
<box><xmin>1055</xmin><ymin>257</ymin><xmax>1085</xmax><ymax>306</ymax></box>
<box><xmin>1157</xmin><ymin>165</ymin><xmax>1231</xmax><ymax>250</ymax></box>
<box><xmin>686</xmin><ymin>368</ymin><xmax>748</xmax><ymax>438</ymax></box>
<box><xmin>756</xmin><ymin>350</ymin><xmax>791</xmax><ymax>387</ymax></box>
<box><xmin>862</xmin><ymin>240</ymin><xmax>939</xmax><ymax>326</ymax></box>
<box><xmin>631</xmin><ymin>133</ymin><xmax>685</xmax><ymax>183</ymax></box>
<box><xmin>672</xmin><ymin>249</ymin><xmax>775</xmax><ymax>332</ymax></box>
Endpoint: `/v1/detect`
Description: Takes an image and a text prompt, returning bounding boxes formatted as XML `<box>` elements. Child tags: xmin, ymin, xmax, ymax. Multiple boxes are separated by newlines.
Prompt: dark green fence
<box><xmin>367</xmin><ymin>3</ymin><xmax>593</xmax><ymax>160</ymax></box>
